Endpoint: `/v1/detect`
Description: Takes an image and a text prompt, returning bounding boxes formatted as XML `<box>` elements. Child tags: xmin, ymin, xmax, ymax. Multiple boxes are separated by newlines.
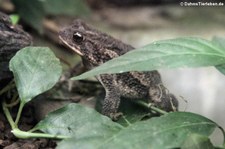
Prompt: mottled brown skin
<box><xmin>0</xmin><ymin>12</ymin><xmax>32</xmax><ymax>82</ymax></box>
<box><xmin>59</xmin><ymin>20</ymin><xmax>178</xmax><ymax>120</ymax></box>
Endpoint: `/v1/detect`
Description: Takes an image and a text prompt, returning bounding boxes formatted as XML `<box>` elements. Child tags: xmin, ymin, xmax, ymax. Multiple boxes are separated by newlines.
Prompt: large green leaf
<box><xmin>57</xmin><ymin>112</ymin><xmax>217</xmax><ymax>149</ymax></box>
<box><xmin>34</xmin><ymin>103</ymin><xmax>219</xmax><ymax>148</ymax></box>
<box><xmin>43</xmin><ymin>0</ymin><xmax>90</xmax><ymax>16</ymax></box>
<box><xmin>72</xmin><ymin>37</ymin><xmax>225</xmax><ymax>80</ymax></box>
<box><xmin>9</xmin><ymin>47</ymin><xmax>62</xmax><ymax>103</ymax></box>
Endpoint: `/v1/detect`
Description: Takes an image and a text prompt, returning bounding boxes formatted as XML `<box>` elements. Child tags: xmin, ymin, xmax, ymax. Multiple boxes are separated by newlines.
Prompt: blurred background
<box><xmin>1</xmin><ymin>0</ymin><xmax>225</xmax><ymax>145</ymax></box>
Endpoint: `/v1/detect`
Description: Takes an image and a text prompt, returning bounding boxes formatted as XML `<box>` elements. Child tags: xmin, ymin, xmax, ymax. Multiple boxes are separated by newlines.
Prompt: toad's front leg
<box><xmin>98</xmin><ymin>74</ymin><xmax>122</xmax><ymax>120</ymax></box>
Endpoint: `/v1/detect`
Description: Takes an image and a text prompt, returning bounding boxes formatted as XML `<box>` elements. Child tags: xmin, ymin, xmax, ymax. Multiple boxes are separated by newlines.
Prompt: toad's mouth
<box><xmin>59</xmin><ymin>36</ymin><xmax>83</xmax><ymax>56</ymax></box>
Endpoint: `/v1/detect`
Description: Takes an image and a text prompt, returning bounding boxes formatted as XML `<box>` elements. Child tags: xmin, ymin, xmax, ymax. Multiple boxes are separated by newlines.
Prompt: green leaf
<box><xmin>34</xmin><ymin>103</ymin><xmax>219</xmax><ymax>148</ymax></box>
<box><xmin>58</xmin><ymin>111</ymin><xmax>217</xmax><ymax>149</ymax></box>
<box><xmin>11</xmin><ymin>0</ymin><xmax>45</xmax><ymax>33</ymax></box>
<box><xmin>212</xmin><ymin>36</ymin><xmax>225</xmax><ymax>75</ymax></box>
<box><xmin>42</xmin><ymin>0</ymin><xmax>90</xmax><ymax>16</ymax></box>
<box><xmin>9</xmin><ymin>14</ymin><xmax>20</xmax><ymax>25</ymax></box>
<box><xmin>34</xmin><ymin>103</ymin><xmax>123</xmax><ymax>137</ymax></box>
<box><xmin>72</xmin><ymin>37</ymin><xmax>225</xmax><ymax>80</ymax></box>
<box><xmin>9</xmin><ymin>47</ymin><xmax>62</xmax><ymax>103</ymax></box>
<box><xmin>181</xmin><ymin>134</ymin><xmax>214</xmax><ymax>149</ymax></box>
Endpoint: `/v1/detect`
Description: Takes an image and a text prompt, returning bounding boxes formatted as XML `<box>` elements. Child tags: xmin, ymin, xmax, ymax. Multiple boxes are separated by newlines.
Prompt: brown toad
<box><xmin>59</xmin><ymin>20</ymin><xmax>178</xmax><ymax>120</ymax></box>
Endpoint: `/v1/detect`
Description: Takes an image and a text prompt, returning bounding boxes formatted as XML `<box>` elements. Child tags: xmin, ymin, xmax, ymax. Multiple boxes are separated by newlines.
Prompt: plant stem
<box><xmin>134</xmin><ymin>100</ymin><xmax>168</xmax><ymax>115</ymax></box>
<box><xmin>5</xmin><ymin>97</ymin><xmax>20</xmax><ymax>107</ymax></box>
<box><xmin>0</xmin><ymin>80</ymin><xmax>15</xmax><ymax>96</ymax></box>
<box><xmin>12</xmin><ymin>128</ymin><xmax>69</xmax><ymax>139</ymax></box>
<box><xmin>28</xmin><ymin>127</ymin><xmax>39</xmax><ymax>133</ymax></box>
<box><xmin>3</xmin><ymin>101</ymin><xmax>69</xmax><ymax>140</ymax></box>
<box><xmin>122</xmin><ymin>116</ymin><xmax>131</xmax><ymax>126</ymax></box>
<box><xmin>15</xmin><ymin>101</ymin><xmax>25</xmax><ymax>125</ymax></box>
<box><xmin>2</xmin><ymin>101</ymin><xmax>16</xmax><ymax>129</ymax></box>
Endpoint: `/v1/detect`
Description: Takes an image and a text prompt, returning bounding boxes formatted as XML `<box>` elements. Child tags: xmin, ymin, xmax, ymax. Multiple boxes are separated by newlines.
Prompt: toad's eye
<box><xmin>73</xmin><ymin>32</ymin><xmax>84</xmax><ymax>43</ymax></box>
